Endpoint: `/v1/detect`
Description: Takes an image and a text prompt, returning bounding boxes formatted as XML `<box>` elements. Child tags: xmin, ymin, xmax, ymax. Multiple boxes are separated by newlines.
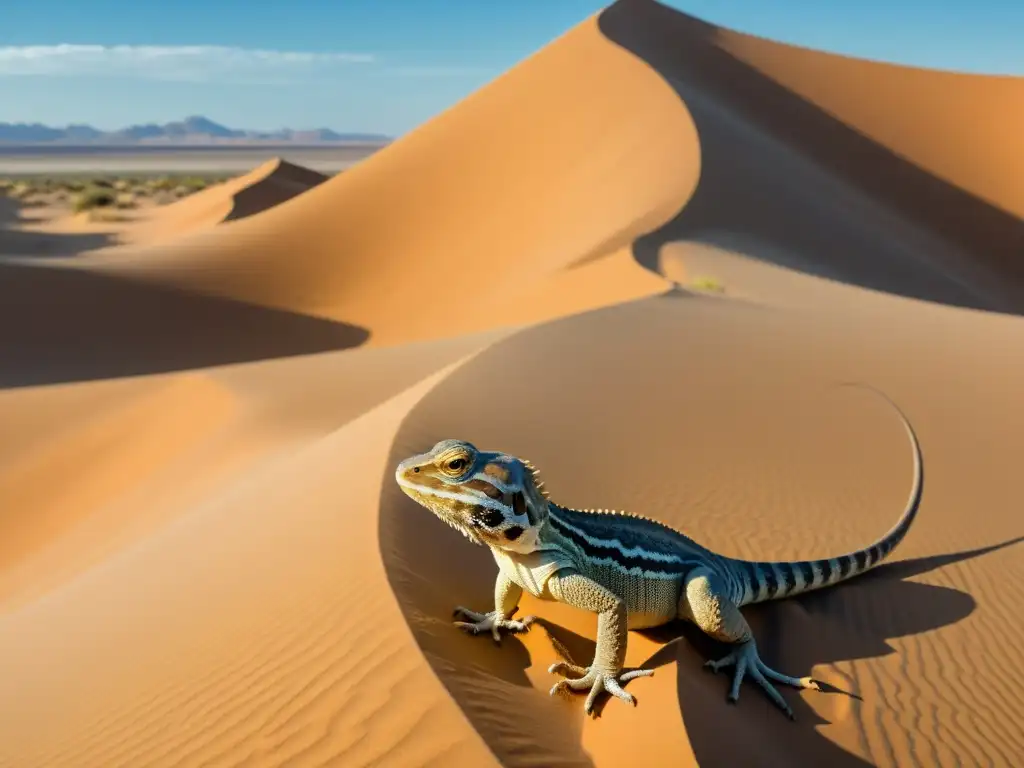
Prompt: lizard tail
<box><xmin>730</xmin><ymin>383</ymin><xmax>924</xmax><ymax>607</ymax></box>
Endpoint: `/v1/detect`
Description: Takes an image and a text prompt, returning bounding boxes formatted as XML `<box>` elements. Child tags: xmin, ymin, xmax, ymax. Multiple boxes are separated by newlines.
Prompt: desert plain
<box><xmin>1</xmin><ymin>1</ymin><xmax>1023</xmax><ymax>766</ymax></box>
<box><xmin>0</xmin><ymin>143</ymin><xmax>383</xmax><ymax>177</ymax></box>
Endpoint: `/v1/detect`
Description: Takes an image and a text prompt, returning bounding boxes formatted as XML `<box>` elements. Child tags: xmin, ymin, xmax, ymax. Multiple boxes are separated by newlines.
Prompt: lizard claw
<box><xmin>452</xmin><ymin>606</ymin><xmax>534</xmax><ymax>644</ymax></box>
<box><xmin>548</xmin><ymin>664</ymin><xmax>654</xmax><ymax>715</ymax></box>
<box><xmin>704</xmin><ymin>638</ymin><xmax>820</xmax><ymax>720</ymax></box>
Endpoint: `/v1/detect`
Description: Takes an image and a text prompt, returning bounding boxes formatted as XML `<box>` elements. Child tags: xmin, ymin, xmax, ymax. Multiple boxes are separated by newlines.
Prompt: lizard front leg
<box><xmin>545</xmin><ymin>570</ymin><xmax>654</xmax><ymax>714</ymax></box>
<box><xmin>453</xmin><ymin>569</ymin><xmax>535</xmax><ymax>643</ymax></box>
<box><xmin>683</xmin><ymin>568</ymin><xmax>819</xmax><ymax>719</ymax></box>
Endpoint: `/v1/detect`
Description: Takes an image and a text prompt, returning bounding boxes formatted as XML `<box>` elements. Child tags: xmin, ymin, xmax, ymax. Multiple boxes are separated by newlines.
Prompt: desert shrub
<box><xmin>147</xmin><ymin>176</ymin><xmax>176</xmax><ymax>192</ymax></box>
<box><xmin>72</xmin><ymin>186</ymin><xmax>117</xmax><ymax>212</ymax></box>
<box><xmin>179</xmin><ymin>176</ymin><xmax>209</xmax><ymax>192</ymax></box>
<box><xmin>690</xmin><ymin>275</ymin><xmax>725</xmax><ymax>293</ymax></box>
<box><xmin>114</xmin><ymin>192</ymin><xmax>137</xmax><ymax>209</ymax></box>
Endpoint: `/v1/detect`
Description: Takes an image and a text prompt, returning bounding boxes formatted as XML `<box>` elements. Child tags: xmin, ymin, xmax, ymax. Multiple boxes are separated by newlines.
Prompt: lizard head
<box><xmin>395</xmin><ymin>438</ymin><xmax>550</xmax><ymax>553</ymax></box>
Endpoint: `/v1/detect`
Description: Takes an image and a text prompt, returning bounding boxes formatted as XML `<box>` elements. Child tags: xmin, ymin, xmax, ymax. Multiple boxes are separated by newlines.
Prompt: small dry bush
<box><xmin>72</xmin><ymin>186</ymin><xmax>117</xmax><ymax>212</ymax></box>
<box><xmin>690</xmin><ymin>275</ymin><xmax>725</xmax><ymax>293</ymax></box>
<box><xmin>147</xmin><ymin>176</ymin><xmax>177</xmax><ymax>192</ymax></box>
<box><xmin>179</xmin><ymin>176</ymin><xmax>209</xmax><ymax>192</ymax></box>
<box><xmin>114</xmin><ymin>192</ymin><xmax>137</xmax><ymax>209</ymax></box>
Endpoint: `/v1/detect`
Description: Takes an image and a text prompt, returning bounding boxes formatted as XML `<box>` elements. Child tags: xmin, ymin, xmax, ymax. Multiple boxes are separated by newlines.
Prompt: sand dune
<box><xmin>0</xmin><ymin>158</ymin><xmax>329</xmax><ymax>258</ymax></box>
<box><xmin>119</xmin><ymin>157</ymin><xmax>330</xmax><ymax>246</ymax></box>
<box><xmin>2</xmin><ymin>0</ymin><xmax>1024</xmax><ymax>766</ymax></box>
<box><xmin>78</xmin><ymin>14</ymin><xmax>699</xmax><ymax>344</ymax></box>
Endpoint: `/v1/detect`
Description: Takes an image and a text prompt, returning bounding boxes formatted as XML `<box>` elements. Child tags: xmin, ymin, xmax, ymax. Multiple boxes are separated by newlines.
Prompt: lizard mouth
<box><xmin>395</xmin><ymin>479</ymin><xmax>486</xmax><ymax>546</ymax></box>
<box><xmin>427</xmin><ymin>504</ymin><xmax>485</xmax><ymax>545</ymax></box>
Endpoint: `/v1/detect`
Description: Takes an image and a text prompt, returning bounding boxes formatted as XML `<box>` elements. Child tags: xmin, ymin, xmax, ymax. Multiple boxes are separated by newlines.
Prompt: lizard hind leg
<box><xmin>683</xmin><ymin>569</ymin><xmax>820</xmax><ymax>720</ymax></box>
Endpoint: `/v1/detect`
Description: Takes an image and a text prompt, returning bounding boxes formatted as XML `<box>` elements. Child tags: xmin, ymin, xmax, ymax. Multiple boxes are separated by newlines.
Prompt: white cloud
<box><xmin>0</xmin><ymin>44</ymin><xmax>375</xmax><ymax>82</ymax></box>
<box><xmin>385</xmin><ymin>65</ymin><xmax>496</xmax><ymax>78</ymax></box>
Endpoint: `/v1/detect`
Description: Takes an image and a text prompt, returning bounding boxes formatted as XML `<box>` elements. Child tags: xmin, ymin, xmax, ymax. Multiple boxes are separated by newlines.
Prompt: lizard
<box><xmin>393</xmin><ymin>385</ymin><xmax>923</xmax><ymax>719</ymax></box>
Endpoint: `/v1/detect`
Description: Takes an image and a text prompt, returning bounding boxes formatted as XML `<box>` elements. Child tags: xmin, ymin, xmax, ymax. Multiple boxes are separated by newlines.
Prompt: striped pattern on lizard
<box><xmin>394</xmin><ymin>385</ymin><xmax>923</xmax><ymax>719</ymax></box>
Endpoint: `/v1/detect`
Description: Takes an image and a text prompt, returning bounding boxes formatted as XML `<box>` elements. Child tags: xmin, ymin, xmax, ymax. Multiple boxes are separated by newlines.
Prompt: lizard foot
<box><xmin>548</xmin><ymin>663</ymin><xmax>654</xmax><ymax>715</ymax></box>
<box><xmin>452</xmin><ymin>607</ymin><xmax>535</xmax><ymax>644</ymax></box>
<box><xmin>704</xmin><ymin>638</ymin><xmax>820</xmax><ymax>720</ymax></box>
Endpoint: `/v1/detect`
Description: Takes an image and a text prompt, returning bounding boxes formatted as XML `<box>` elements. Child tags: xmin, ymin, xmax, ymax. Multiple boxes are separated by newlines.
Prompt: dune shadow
<box><xmin>0</xmin><ymin>260</ymin><xmax>369</xmax><ymax>389</ymax></box>
<box><xmin>0</xmin><ymin>197</ymin><xmax>21</xmax><ymax>228</ymax></box>
<box><xmin>0</xmin><ymin>198</ymin><xmax>115</xmax><ymax>258</ymax></box>
<box><xmin>0</xmin><ymin>227</ymin><xmax>114</xmax><ymax>258</ymax></box>
<box><xmin>597</xmin><ymin>0</ymin><xmax>1024</xmax><ymax>316</ymax></box>
<box><xmin>223</xmin><ymin>163</ymin><xmax>328</xmax><ymax>223</ymax></box>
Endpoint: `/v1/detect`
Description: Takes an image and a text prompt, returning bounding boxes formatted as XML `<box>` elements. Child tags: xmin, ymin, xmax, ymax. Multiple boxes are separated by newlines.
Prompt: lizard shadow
<box><xmin>540</xmin><ymin>536</ymin><xmax>1023</xmax><ymax>767</ymax></box>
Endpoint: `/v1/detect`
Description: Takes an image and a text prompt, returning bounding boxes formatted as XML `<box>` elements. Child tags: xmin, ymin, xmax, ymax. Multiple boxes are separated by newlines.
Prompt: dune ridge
<box><xmin>2</xmin><ymin>1</ymin><xmax>1024</xmax><ymax>766</ymax></box>
<box><xmin>78</xmin><ymin>14</ymin><xmax>701</xmax><ymax>344</ymax></box>
<box><xmin>0</xmin><ymin>158</ymin><xmax>330</xmax><ymax>257</ymax></box>
<box><xmin>123</xmin><ymin>157</ymin><xmax>329</xmax><ymax>246</ymax></box>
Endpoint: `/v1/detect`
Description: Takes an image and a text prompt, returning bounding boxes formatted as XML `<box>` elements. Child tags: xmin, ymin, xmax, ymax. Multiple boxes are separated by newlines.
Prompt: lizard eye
<box><xmin>446</xmin><ymin>457</ymin><xmax>467</xmax><ymax>473</ymax></box>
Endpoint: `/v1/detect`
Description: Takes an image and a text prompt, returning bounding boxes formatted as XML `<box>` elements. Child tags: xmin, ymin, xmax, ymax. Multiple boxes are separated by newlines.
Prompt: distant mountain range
<box><xmin>0</xmin><ymin>116</ymin><xmax>391</xmax><ymax>145</ymax></box>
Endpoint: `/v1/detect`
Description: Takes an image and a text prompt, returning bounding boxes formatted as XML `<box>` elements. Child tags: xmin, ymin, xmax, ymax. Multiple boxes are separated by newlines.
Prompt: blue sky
<box><xmin>0</xmin><ymin>0</ymin><xmax>1020</xmax><ymax>137</ymax></box>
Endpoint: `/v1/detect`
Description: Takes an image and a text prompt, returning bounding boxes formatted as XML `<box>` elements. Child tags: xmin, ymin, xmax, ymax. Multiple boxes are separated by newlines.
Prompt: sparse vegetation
<box><xmin>72</xmin><ymin>186</ymin><xmax>117</xmax><ymax>212</ymax></box>
<box><xmin>690</xmin><ymin>275</ymin><xmax>725</xmax><ymax>293</ymax></box>
<box><xmin>146</xmin><ymin>176</ymin><xmax>178</xmax><ymax>192</ymax></box>
<box><xmin>0</xmin><ymin>173</ymin><xmax>230</xmax><ymax>213</ymax></box>
<box><xmin>180</xmin><ymin>176</ymin><xmax>211</xmax><ymax>192</ymax></box>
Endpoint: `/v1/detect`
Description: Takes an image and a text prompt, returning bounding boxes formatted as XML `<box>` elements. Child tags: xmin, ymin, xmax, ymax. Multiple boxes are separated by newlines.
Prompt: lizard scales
<box><xmin>394</xmin><ymin>384</ymin><xmax>923</xmax><ymax>719</ymax></box>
